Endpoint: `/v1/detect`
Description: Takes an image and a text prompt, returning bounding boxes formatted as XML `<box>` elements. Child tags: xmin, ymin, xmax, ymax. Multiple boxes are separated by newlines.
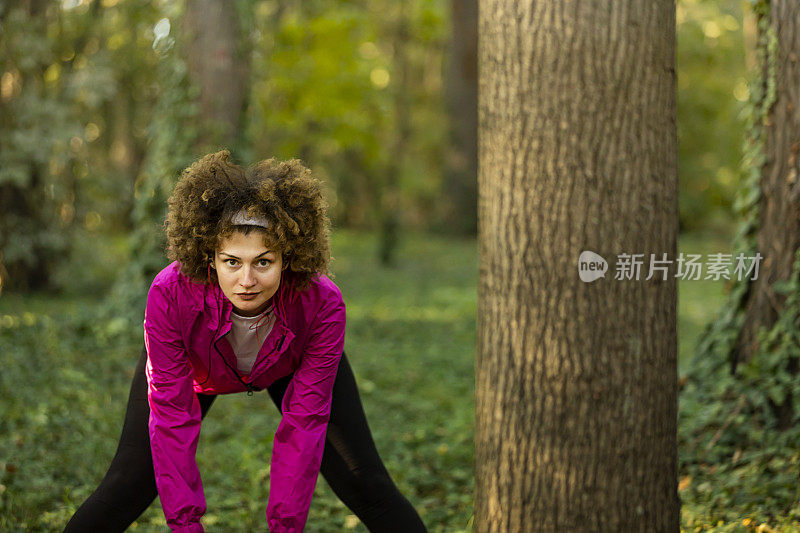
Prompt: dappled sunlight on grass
<box><xmin>347</xmin><ymin>302</ymin><xmax>474</xmax><ymax>323</ymax></box>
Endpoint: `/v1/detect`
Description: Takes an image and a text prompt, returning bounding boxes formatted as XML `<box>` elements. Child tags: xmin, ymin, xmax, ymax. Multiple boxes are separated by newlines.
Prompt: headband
<box><xmin>229</xmin><ymin>209</ymin><xmax>270</xmax><ymax>230</ymax></box>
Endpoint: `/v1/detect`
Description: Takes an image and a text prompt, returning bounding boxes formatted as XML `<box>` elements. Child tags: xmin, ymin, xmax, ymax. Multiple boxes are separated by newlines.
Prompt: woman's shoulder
<box><xmin>290</xmin><ymin>274</ymin><xmax>345</xmax><ymax>328</ymax></box>
<box><xmin>151</xmin><ymin>261</ymin><xmax>182</xmax><ymax>286</ymax></box>
<box><xmin>299</xmin><ymin>273</ymin><xmax>344</xmax><ymax>306</ymax></box>
<box><xmin>151</xmin><ymin>261</ymin><xmax>188</xmax><ymax>290</ymax></box>
<box><xmin>290</xmin><ymin>274</ymin><xmax>345</xmax><ymax>343</ymax></box>
<box><xmin>148</xmin><ymin>261</ymin><xmax>205</xmax><ymax>302</ymax></box>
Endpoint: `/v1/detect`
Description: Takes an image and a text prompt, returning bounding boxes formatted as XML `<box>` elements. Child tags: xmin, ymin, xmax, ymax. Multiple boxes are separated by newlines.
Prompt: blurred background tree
<box><xmin>440</xmin><ymin>0</ymin><xmax>476</xmax><ymax>237</ymax></box>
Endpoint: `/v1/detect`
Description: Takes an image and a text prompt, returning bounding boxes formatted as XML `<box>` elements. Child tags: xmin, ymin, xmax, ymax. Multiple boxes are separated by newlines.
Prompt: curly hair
<box><xmin>165</xmin><ymin>150</ymin><xmax>331</xmax><ymax>291</ymax></box>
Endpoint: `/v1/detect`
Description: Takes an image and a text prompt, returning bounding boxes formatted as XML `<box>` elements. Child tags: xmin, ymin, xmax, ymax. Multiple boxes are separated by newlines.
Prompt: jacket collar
<box><xmin>202</xmin><ymin>283</ymin><xmax>292</xmax><ymax>342</ymax></box>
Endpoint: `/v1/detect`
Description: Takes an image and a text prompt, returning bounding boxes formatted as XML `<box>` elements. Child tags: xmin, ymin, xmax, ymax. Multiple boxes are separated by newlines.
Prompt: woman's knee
<box><xmin>339</xmin><ymin>466</ymin><xmax>399</xmax><ymax>508</ymax></box>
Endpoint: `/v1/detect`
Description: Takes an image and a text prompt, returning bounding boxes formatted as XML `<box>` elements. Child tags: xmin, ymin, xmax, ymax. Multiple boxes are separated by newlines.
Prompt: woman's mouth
<box><xmin>237</xmin><ymin>292</ymin><xmax>260</xmax><ymax>301</ymax></box>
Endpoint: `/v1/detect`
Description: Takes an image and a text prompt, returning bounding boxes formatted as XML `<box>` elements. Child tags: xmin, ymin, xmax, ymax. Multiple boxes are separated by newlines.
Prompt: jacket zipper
<box><xmin>213</xmin><ymin>336</ymin><xmax>256</xmax><ymax>396</ymax></box>
<box><xmin>245</xmin><ymin>332</ymin><xmax>287</xmax><ymax>383</ymax></box>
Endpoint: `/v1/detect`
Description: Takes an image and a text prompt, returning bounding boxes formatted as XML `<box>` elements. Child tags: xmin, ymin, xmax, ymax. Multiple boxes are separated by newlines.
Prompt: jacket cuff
<box><xmin>268</xmin><ymin>516</ymin><xmax>301</xmax><ymax>533</ymax></box>
<box><xmin>173</xmin><ymin>522</ymin><xmax>204</xmax><ymax>533</ymax></box>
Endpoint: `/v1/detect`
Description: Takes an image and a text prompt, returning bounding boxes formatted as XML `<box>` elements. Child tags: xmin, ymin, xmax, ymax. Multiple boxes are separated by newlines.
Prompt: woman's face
<box><xmin>213</xmin><ymin>230</ymin><xmax>283</xmax><ymax>317</ymax></box>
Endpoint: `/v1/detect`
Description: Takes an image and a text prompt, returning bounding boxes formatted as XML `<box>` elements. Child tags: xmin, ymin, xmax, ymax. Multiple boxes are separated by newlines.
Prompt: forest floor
<box><xmin>0</xmin><ymin>229</ymin><xmax>794</xmax><ymax>531</ymax></box>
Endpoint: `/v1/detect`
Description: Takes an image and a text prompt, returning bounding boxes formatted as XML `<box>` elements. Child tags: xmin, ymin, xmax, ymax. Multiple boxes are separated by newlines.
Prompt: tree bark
<box><xmin>476</xmin><ymin>1</ymin><xmax>679</xmax><ymax>531</ymax></box>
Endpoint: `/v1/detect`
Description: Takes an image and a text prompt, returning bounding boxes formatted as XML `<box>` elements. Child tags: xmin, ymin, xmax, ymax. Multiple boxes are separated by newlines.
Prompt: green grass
<box><xmin>0</xmin><ymin>230</ymin><xmax>477</xmax><ymax>532</ymax></box>
<box><xmin>1</xmin><ymin>227</ymin><xmax>780</xmax><ymax>532</ymax></box>
<box><xmin>677</xmin><ymin>228</ymin><xmax>735</xmax><ymax>373</ymax></box>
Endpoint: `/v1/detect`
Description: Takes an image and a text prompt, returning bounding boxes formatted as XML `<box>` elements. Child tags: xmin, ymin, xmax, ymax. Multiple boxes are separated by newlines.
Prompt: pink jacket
<box><xmin>143</xmin><ymin>261</ymin><xmax>346</xmax><ymax>532</ymax></box>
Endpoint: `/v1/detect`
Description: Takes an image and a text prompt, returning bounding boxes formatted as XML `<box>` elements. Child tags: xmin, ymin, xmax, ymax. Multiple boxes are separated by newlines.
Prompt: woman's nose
<box><xmin>240</xmin><ymin>266</ymin><xmax>256</xmax><ymax>287</ymax></box>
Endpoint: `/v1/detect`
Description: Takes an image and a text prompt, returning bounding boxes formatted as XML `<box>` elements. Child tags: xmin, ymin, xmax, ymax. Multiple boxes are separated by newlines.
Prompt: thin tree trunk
<box><xmin>476</xmin><ymin>1</ymin><xmax>679</xmax><ymax>531</ymax></box>
<box><xmin>183</xmin><ymin>0</ymin><xmax>249</xmax><ymax>149</ymax></box>
<box><xmin>379</xmin><ymin>5</ymin><xmax>410</xmax><ymax>266</ymax></box>
<box><xmin>441</xmin><ymin>0</ymin><xmax>478</xmax><ymax>235</ymax></box>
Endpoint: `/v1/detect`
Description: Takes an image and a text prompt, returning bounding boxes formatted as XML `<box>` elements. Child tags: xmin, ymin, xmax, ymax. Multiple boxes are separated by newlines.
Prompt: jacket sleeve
<box><xmin>266</xmin><ymin>293</ymin><xmax>346</xmax><ymax>532</ymax></box>
<box><xmin>144</xmin><ymin>280</ymin><xmax>206</xmax><ymax>533</ymax></box>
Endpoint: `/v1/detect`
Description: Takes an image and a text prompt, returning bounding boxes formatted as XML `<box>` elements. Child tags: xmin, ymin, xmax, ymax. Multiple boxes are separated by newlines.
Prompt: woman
<box><xmin>64</xmin><ymin>151</ymin><xmax>426</xmax><ymax>532</ymax></box>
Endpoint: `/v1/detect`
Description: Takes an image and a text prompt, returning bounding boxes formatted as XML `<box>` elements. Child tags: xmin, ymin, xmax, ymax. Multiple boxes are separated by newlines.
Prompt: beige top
<box><xmin>227</xmin><ymin>310</ymin><xmax>276</xmax><ymax>374</ymax></box>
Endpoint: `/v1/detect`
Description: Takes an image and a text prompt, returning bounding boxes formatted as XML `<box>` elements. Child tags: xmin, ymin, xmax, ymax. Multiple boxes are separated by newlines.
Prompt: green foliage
<box><xmin>0</xmin><ymin>231</ymin><xmax>475</xmax><ymax>532</ymax></box>
<box><xmin>0</xmin><ymin>5</ymin><xmax>80</xmax><ymax>290</ymax></box>
<box><xmin>674</xmin><ymin>228</ymin><xmax>800</xmax><ymax>530</ymax></box>
<box><xmin>690</xmin><ymin>0</ymin><xmax>777</xmax><ymax>412</ymax></box>
<box><xmin>677</xmin><ymin>0</ymin><xmax>749</xmax><ymax>231</ymax></box>
<box><xmin>104</xmin><ymin>15</ymin><xmax>200</xmax><ymax>328</ymax></box>
<box><xmin>0</xmin><ymin>1</ymin><xmax>165</xmax><ymax>292</ymax></box>
<box><xmin>680</xmin><ymin>342</ymin><xmax>800</xmax><ymax>530</ymax></box>
<box><xmin>680</xmin><ymin>1</ymin><xmax>800</xmax><ymax>529</ymax></box>
<box><xmin>246</xmin><ymin>0</ymin><xmax>448</xmax><ymax>229</ymax></box>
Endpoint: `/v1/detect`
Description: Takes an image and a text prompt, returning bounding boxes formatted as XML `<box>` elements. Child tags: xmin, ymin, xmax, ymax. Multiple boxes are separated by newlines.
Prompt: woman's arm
<box><xmin>266</xmin><ymin>293</ymin><xmax>346</xmax><ymax>532</ymax></box>
<box><xmin>144</xmin><ymin>280</ymin><xmax>206</xmax><ymax>533</ymax></box>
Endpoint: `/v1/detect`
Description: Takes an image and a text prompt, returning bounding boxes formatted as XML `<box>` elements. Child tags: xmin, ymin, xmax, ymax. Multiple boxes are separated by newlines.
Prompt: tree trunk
<box><xmin>734</xmin><ymin>1</ymin><xmax>800</xmax><ymax>377</ymax></box>
<box><xmin>476</xmin><ymin>1</ymin><xmax>679</xmax><ymax>531</ymax></box>
<box><xmin>441</xmin><ymin>0</ymin><xmax>478</xmax><ymax>235</ymax></box>
<box><xmin>379</xmin><ymin>4</ymin><xmax>411</xmax><ymax>266</ymax></box>
<box><xmin>183</xmin><ymin>0</ymin><xmax>249</xmax><ymax>149</ymax></box>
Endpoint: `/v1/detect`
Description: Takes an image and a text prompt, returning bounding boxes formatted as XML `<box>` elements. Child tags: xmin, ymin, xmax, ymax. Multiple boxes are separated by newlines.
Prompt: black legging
<box><xmin>63</xmin><ymin>348</ymin><xmax>426</xmax><ymax>532</ymax></box>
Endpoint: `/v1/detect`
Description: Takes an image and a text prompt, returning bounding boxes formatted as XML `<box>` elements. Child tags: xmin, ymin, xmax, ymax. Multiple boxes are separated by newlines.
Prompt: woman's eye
<box><xmin>224</xmin><ymin>259</ymin><xmax>238</xmax><ymax>267</ymax></box>
<box><xmin>257</xmin><ymin>259</ymin><xmax>272</xmax><ymax>267</ymax></box>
